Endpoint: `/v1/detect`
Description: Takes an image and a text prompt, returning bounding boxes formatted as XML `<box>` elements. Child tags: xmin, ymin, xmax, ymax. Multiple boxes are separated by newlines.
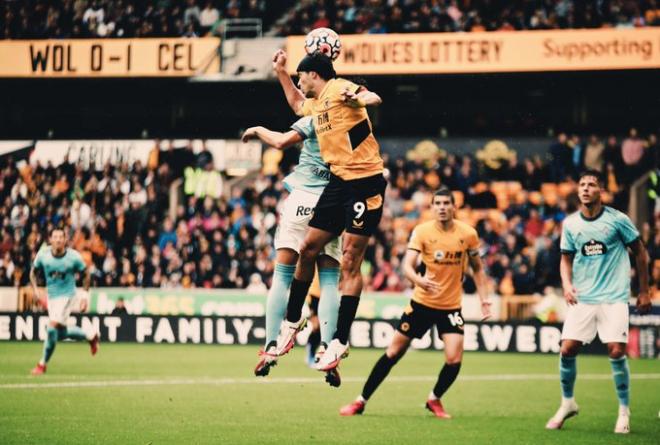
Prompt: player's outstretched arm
<box><xmin>402</xmin><ymin>249</ymin><xmax>442</xmax><ymax>293</ymax></box>
<box><xmin>468</xmin><ymin>254</ymin><xmax>492</xmax><ymax>320</ymax></box>
<box><xmin>560</xmin><ymin>253</ymin><xmax>578</xmax><ymax>305</ymax></box>
<box><xmin>629</xmin><ymin>239</ymin><xmax>651</xmax><ymax>314</ymax></box>
<box><xmin>272</xmin><ymin>49</ymin><xmax>305</xmax><ymax>115</ymax></box>
<box><xmin>342</xmin><ymin>87</ymin><xmax>382</xmax><ymax>108</ymax></box>
<box><xmin>242</xmin><ymin>127</ymin><xmax>303</xmax><ymax>150</ymax></box>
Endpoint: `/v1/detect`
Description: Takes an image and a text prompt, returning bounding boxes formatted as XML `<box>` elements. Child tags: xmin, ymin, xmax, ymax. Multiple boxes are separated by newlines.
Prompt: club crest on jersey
<box><xmin>581</xmin><ymin>239</ymin><xmax>607</xmax><ymax>256</ymax></box>
<box><xmin>433</xmin><ymin>250</ymin><xmax>445</xmax><ymax>261</ymax></box>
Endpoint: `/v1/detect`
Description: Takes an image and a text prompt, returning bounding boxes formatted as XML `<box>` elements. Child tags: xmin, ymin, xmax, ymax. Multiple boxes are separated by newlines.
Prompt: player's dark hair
<box><xmin>48</xmin><ymin>227</ymin><xmax>65</xmax><ymax>237</ymax></box>
<box><xmin>578</xmin><ymin>170</ymin><xmax>604</xmax><ymax>187</ymax></box>
<box><xmin>433</xmin><ymin>186</ymin><xmax>455</xmax><ymax>204</ymax></box>
<box><xmin>296</xmin><ymin>52</ymin><xmax>336</xmax><ymax>80</ymax></box>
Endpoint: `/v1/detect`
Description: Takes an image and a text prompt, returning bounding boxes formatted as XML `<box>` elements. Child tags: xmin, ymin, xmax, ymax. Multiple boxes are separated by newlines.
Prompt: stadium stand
<box><xmin>275</xmin><ymin>0</ymin><xmax>660</xmax><ymax>36</ymax></box>
<box><xmin>3</xmin><ymin>1</ymin><xmax>659</xmax><ymax>40</ymax></box>
<box><xmin>0</xmin><ymin>0</ymin><xmax>294</xmax><ymax>39</ymax></box>
<box><xmin>1</xmin><ymin>132</ymin><xmax>657</xmax><ymax>298</ymax></box>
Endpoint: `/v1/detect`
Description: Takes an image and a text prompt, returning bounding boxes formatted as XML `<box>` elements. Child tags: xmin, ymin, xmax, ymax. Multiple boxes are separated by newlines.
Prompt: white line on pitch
<box><xmin>2</xmin><ymin>373</ymin><xmax>660</xmax><ymax>390</ymax></box>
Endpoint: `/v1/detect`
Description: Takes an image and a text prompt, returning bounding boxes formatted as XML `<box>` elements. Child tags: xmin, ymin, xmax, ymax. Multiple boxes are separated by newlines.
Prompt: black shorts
<box><xmin>397</xmin><ymin>300</ymin><xmax>465</xmax><ymax>339</ymax></box>
<box><xmin>309</xmin><ymin>173</ymin><xmax>387</xmax><ymax>237</ymax></box>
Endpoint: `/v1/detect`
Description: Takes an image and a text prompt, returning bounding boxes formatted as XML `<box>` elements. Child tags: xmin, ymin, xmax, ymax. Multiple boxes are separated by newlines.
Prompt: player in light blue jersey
<box><xmin>546</xmin><ymin>170</ymin><xmax>651</xmax><ymax>434</ymax></box>
<box><xmin>30</xmin><ymin>228</ymin><xmax>99</xmax><ymax>375</ymax></box>
<box><xmin>241</xmin><ymin>117</ymin><xmax>343</xmax><ymax>386</ymax></box>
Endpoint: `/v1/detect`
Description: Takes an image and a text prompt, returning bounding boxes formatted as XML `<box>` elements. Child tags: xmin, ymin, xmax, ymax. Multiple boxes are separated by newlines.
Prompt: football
<box><xmin>304</xmin><ymin>27</ymin><xmax>342</xmax><ymax>61</ymax></box>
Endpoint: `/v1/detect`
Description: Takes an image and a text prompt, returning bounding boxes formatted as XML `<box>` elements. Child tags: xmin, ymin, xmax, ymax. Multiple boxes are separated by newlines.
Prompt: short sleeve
<box><xmin>338</xmin><ymin>78</ymin><xmax>360</xmax><ymax>96</ymax></box>
<box><xmin>300</xmin><ymin>99</ymin><xmax>313</xmax><ymax>116</ymax></box>
<box><xmin>408</xmin><ymin>227</ymin><xmax>422</xmax><ymax>252</ymax></box>
<box><xmin>467</xmin><ymin>230</ymin><xmax>480</xmax><ymax>256</ymax></box>
<box><xmin>560</xmin><ymin>221</ymin><xmax>576</xmax><ymax>254</ymax></box>
<box><xmin>291</xmin><ymin>117</ymin><xmax>315</xmax><ymax>140</ymax></box>
<box><xmin>616</xmin><ymin>213</ymin><xmax>640</xmax><ymax>246</ymax></box>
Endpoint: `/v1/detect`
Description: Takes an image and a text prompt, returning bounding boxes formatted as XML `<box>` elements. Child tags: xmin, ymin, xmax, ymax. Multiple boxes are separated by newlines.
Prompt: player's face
<box><xmin>50</xmin><ymin>230</ymin><xmax>66</xmax><ymax>251</ymax></box>
<box><xmin>432</xmin><ymin>195</ymin><xmax>454</xmax><ymax>222</ymax></box>
<box><xmin>297</xmin><ymin>72</ymin><xmax>316</xmax><ymax>98</ymax></box>
<box><xmin>578</xmin><ymin>175</ymin><xmax>602</xmax><ymax>206</ymax></box>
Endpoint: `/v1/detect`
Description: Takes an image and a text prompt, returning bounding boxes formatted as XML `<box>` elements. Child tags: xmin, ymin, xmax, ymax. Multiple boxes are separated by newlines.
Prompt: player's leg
<box><xmin>426</xmin><ymin>333</ymin><xmax>464</xmax><ymax>419</ymax></box>
<box><xmin>318</xmin><ymin>174</ymin><xmax>386</xmax><ymax>370</ymax></box>
<box><xmin>306</xmin><ymin>292</ymin><xmax>321</xmax><ymax>367</ymax></box>
<box><xmin>316</xmin><ymin>232</ymin><xmax>369</xmax><ymax>371</ymax></box>
<box><xmin>340</xmin><ymin>331</ymin><xmax>412</xmax><ymax>416</ymax></box>
<box><xmin>32</xmin><ymin>297</ymin><xmax>70</xmax><ymax>375</ymax></box>
<box><xmin>276</xmin><ymin>227</ymin><xmax>335</xmax><ymax>355</ymax></box>
<box><xmin>547</xmin><ymin>302</ymin><xmax>597</xmax><ymax>429</ymax></box>
<box><xmin>599</xmin><ymin>303</ymin><xmax>631</xmax><ymax>434</ymax></box>
<box><xmin>316</xmin><ymin>253</ymin><xmax>341</xmax><ymax>386</ymax></box>
<box><xmin>340</xmin><ymin>300</ymin><xmax>426</xmax><ymax>415</ymax></box>
<box><xmin>255</xmin><ymin>247</ymin><xmax>297</xmax><ymax>376</ymax></box>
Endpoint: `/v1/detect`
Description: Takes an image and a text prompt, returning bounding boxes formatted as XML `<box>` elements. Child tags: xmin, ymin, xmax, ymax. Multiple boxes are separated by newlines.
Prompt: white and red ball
<box><xmin>304</xmin><ymin>27</ymin><xmax>342</xmax><ymax>61</ymax></box>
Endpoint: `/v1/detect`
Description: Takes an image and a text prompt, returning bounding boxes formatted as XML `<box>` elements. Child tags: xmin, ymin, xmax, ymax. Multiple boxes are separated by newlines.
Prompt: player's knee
<box><xmin>608</xmin><ymin>344</ymin><xmax>626</xmax><ymax>359</ymax></box>
<box><xmin>341</xmin><ymin>251</ymin><xmax>361</xmax><ymax>275</ymax></box>
<box><xmin>385</xmin><ymin>347</ymin><xmax>405</xmax><ymax>363</ymax></box>
<box><xmin>560</xmin><ymin>344</ymin><xmax>579</xmax><ymax>357</ymax></box>
<box><xmin>299</xmin><ymin>240</ymin><xmax>322</xmax><ymax>261</ymax></box>
<box><xmin>445</xmin><ymin>355</ymin><xmax>462</xmax><ymax>365</ymax></box>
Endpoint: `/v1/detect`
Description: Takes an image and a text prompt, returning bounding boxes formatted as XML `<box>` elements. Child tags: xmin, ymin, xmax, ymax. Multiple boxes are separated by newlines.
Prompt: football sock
<box><xmin>307</xmin><ymin>329</ymin><xmax>321</xmax><ymax>363</ymax></box>
<box><xmin>609</xmin><ymin>356</ymin><xmax>630</xmax><ymax>407</ymax></box>
<box><xmin>431</xmin><ymin>362</ymin><xmax>462</xmax><ymax>399</ymax></box>
<box><xmin>41</xmin><ymin>326</ymin><xmax>59</xmax><ymax>364</ymax></box>
<box><xmin>361</xmin><ymin>353</ymin><xmax>401</xmax><ymax>401</ymax></box>
<box><xmin>559</xmin><ymin>355</ymin><xmax>577</xmax><ymax>399</ymax></box>
<box><xmin>265</xmin><ymin>263</ymin><xmax>295</xmax><ymax>346</ymax></box>
<box><xmin>63</xmin><ymin>325</ymin><xmax>88</xmax><ymax>341</ymax></box>
<box><xmin>333</xmin><ymin>295</ymin><xmax>360</xmax><ymax>344</ymax></box>
<box><xmin>318</xmin><ymin>267</ymin><xmax>340</xmax><ymax>344</ymax></box>
<box><xmin>285</xmin><ymin>278</ymin><xmax>311</xmax><ymax>323</ymax></box>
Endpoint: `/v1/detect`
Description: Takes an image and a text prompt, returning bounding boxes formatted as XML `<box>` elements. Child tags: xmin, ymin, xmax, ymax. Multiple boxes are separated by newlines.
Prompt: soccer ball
<box><xmin>304</xmin><ymin>27</ymin><xmax>342</xmax><ymax>61</ymax></box>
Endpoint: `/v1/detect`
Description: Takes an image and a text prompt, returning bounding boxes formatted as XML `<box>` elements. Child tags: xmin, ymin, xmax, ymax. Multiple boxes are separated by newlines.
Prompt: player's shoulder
<box><xmin>602</xmin><ymin>205</ymin><xmax>630</xmax><ymax>222</ymax></box>
<box><xmin>413</xmin><ymin>220</ymin><xmax>436</xmax><ymax>235</ymax></box>
<box><xmin>453</xmin><ymin>219</ymin><xmax>477</xmax><ymax>236</ymax></box>
<box><xmin>562</xmin><ymin>211</ymin><xmax>582</xmax><ymax>228</ymax></box>
<box><xmin>292</xmin><ymin>116</ymin><xmax>313</xmax><ymax>130</ymax></box>
<box><xmin>329</xmin><ymin>77</ymin><xmax>356</xmax><ymax>94</ymax></box>
<box><xmin>66</xmin><ymin>248</ymin><xmax>83</xmax><ymax>260</ymax></box>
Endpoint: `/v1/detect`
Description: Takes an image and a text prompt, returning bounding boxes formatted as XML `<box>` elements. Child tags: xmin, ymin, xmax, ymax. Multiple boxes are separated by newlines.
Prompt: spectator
<box><xmin>111</xmin><ymin>297</ymin><xmax>129</xmax><ymax>315</ymax></box>
<box><xmin>583</xmin><ymin>134</ymin><xmax>605</xmax><ymax>172</ymax></box>
<box><xmin>199</xmin><ymin>1</ymin><xmax>220</xmax><ymax>33</ymax></box>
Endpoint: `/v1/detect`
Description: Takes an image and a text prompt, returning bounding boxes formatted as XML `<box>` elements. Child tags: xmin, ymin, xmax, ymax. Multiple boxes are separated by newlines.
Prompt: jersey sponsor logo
<box><xmin>48</xmin><ymin>270</ymin><xmax>68</xmax><ymax>280</ymax></box>
<box><xmin>581</xmin><ymin>239</ymin><xmax>607</xmax><ymax>256</ymax></box>
<box><xmin>311</xmin><ymin>166</ymin><xmax>330</xmax><ymax>180</ymax></box>
<box><xmin>295</xmin><ymin>206</ymin><xmax>314</xmax><ymax>216</ymax></box>
<box><xmin>433</xmin><ymin>250</ymin><xmax>463</xmax><ymax>264</ymax></box>
<box><xmin>316</xmin><ymin>112</ymin><xmax>332</xmax><ymax>134</ymax></box>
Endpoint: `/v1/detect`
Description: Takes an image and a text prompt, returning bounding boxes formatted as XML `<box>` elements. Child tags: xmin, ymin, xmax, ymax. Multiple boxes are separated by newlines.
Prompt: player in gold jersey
<box><xmin>340</xmin><ymin>186</ymin><xmax>492</xmax><ymax>418</ymax></box>
<box><xmin>271</xmin><ymin>49</ymin><xmax>387</xmax><ymax>373</ymax></box>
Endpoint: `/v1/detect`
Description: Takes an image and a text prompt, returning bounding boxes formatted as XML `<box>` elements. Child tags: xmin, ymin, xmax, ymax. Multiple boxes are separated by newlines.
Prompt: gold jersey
<box><xmin>301</xmin><ymin>78</ymin><xmax>383</xmax><ymax>180</ymax></box>
<box><xmin>408</xmin><ymin>219</ymin><xmax>480</xmax><ymax>310</ymax></box>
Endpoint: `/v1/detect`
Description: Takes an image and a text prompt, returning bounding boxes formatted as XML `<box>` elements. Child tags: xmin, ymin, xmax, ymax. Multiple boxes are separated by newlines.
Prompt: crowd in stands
<box><xmin>3</xmin><ymin>1</ymin><xmax>659</xmax><ymax>40</ymax></box>
<box><xmin>0</xmin><ymin>130</ymin><xmax>658</xmax><ymax>299</ymax></box>
<box><xmin>277</xmin><ymin>0</ymin><xmax>660</xmax><ymax>36</ymax></box>
<box><xmin>1</xmin><ymin>0</ymin><xmax>283</xmax><ymax>39</ymax></box>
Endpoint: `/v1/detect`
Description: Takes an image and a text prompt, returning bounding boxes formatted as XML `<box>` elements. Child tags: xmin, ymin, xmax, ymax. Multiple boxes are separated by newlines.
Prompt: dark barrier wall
<box><xmin>1</xmin><ymin>313</ymin><xmax>657</xmax><ymax>357</ymax></box>
<box><xmin>0</xmin><ymin>70</ymin><xmax>658</xmax><ymax>139</ymax></box>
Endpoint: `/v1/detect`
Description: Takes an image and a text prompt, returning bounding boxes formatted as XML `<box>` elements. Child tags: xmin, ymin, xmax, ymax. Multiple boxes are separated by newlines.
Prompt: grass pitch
<box><xmin>0</xmin><ymin>342</ymin><xmax>658</xmax><ymax>444</ymax></box>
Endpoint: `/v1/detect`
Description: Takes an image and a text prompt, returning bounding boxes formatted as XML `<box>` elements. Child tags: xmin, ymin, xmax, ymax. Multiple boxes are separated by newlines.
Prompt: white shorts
<box><xmin>274</xmin><ymin>188</ymin><xmax>342</xmax><ymax>262</ymax></box>
<box><xmin>47</xmin><ymin>295</ymin><xmax>77</xmax><ymax>325</ymax></box>
<box><xmin>561</xmin><ymin>302</ymin><xmax>629</xmax><ymax>344</ymax></box>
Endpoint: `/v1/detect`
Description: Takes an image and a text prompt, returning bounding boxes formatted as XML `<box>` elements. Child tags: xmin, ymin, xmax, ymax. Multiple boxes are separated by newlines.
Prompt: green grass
<box><xmin>0</xmin><ymin>342</ymin><xmax>658</xmax><ymax>445</ymax></box>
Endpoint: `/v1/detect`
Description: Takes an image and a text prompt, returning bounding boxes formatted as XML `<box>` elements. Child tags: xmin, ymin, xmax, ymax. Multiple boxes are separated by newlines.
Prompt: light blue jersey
<box><xmin>283</xmin><ymin>117</ymin><xmax>330</xmax><ymax>195</ymax></box>
<box><xmin>33</xmin><ymin>248</ymin><xmax>86</xmax><ymax>299</ymax></box>
<box><xmin>560</xmin><ymin>206</ymin><xmax>639</xmax><ymax>304</ymax></box>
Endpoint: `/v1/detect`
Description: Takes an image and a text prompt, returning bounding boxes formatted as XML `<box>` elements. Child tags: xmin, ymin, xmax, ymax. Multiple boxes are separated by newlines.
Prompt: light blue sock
<box><xmin>41</xmin><ymin>326</ymin><xmax>59</xmax><ymax>364</ymax></box>
<box><xmin>610</xmin><ymin>356</ymin><xmax>630</xmax><ymax>407</ymax></box>
<box><xmin>265</xmin><ymin>263</ymin><xmax>295</xmax><ymax>347</ymax></box>
<box><xmin>559</xmin><ymin>355</ymin><xmax>577</xmax><ymax>399</ymax></box>
<box><xmin>63</xmin><ymin>325</ymin><xmax>87</xmax><ymax>341</ymax></box>
<box><xmin>318</xmin><ymin>267</ymin><xmax>340</xmax><ymax>345</ymax></box>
